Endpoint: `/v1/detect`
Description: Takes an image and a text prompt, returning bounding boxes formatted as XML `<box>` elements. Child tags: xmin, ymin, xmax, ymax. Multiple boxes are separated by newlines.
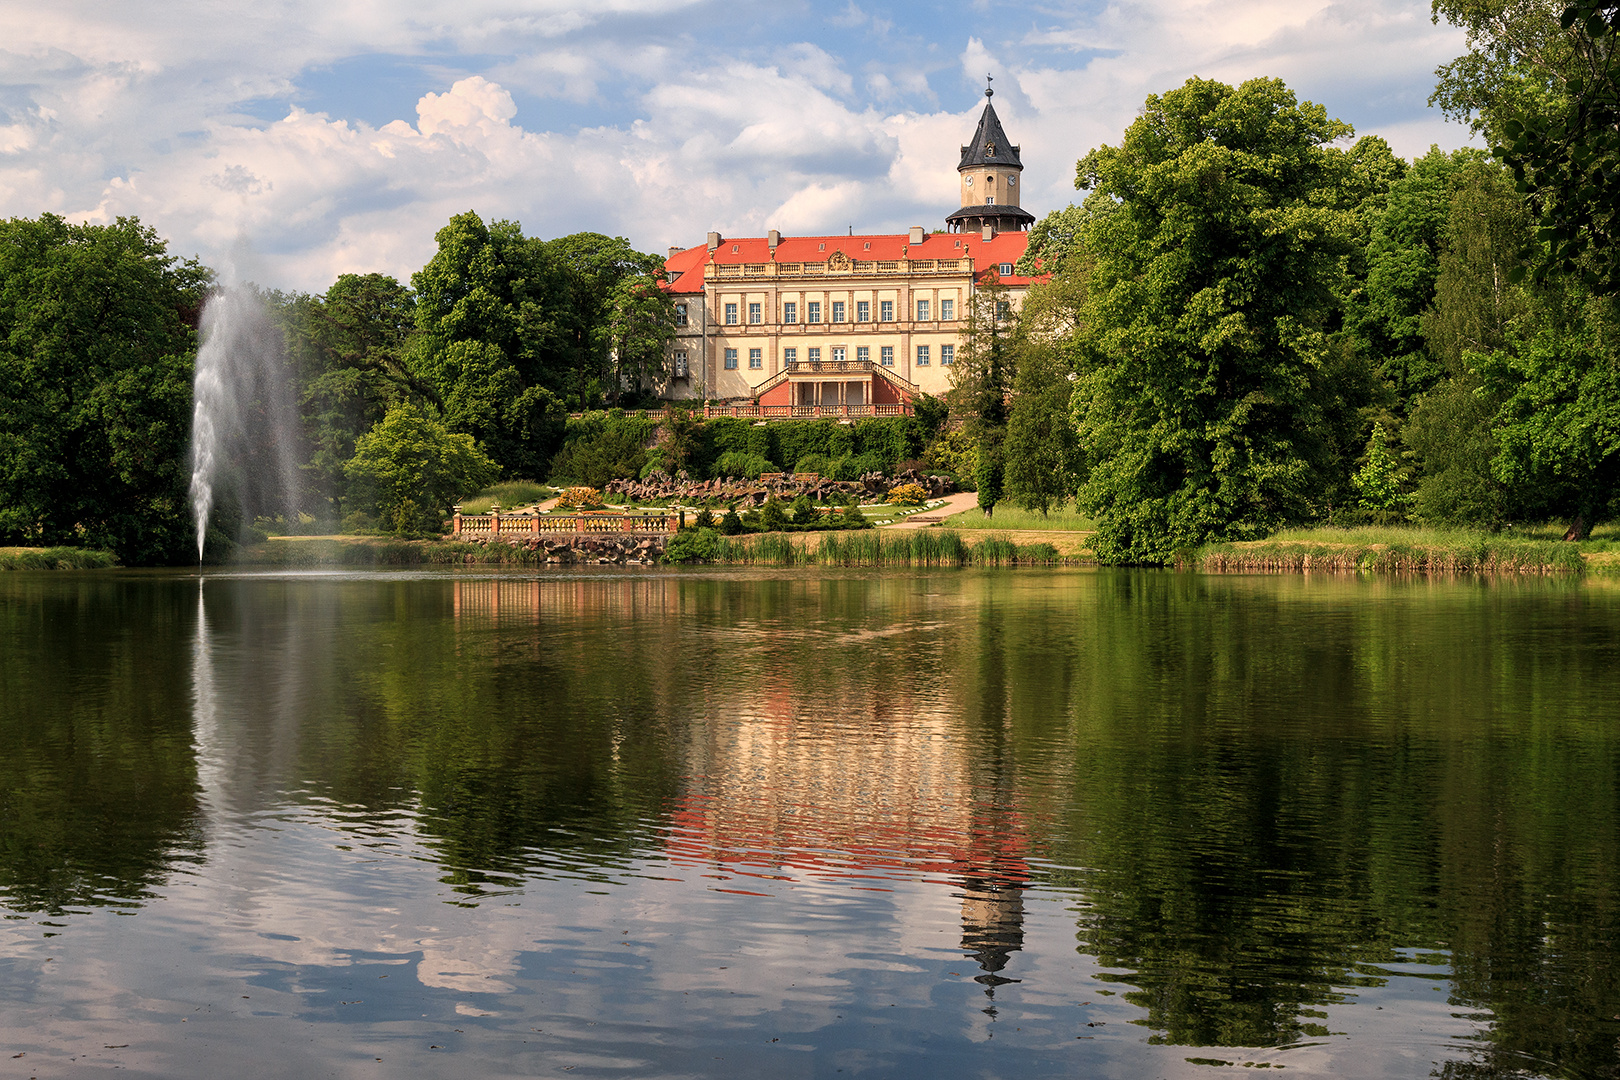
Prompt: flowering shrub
<box><xmin>557</xmin><ymin>486</ymin><xmax>605</xmax><ymax>510</ymax></box>
<box><xmin>886</xmin><ymin>482</ymin><xmax>927</xmax><ymax>506</ymax></box>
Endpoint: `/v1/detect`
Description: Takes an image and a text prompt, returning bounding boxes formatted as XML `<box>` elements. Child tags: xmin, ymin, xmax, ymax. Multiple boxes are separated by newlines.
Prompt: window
<box><xmin>724</xmin><ymin>348</ymin><xmax>738</xmax><ymax>369</ymax></box>
<box><xmin>917</xmin><ymin>299</ymin><xmax>930</xmax><ymax>321</ymax></box>
<box><xmin>880</xmin><ymin>300</ymin><xmax>894</xmax><ymax>322</ymax></box>
<box><xmin>1008</xmin><ymin>175</ymin><xmax>1016</xmax><ymax>187</ymax></box>
<box><xmin>863</xmin><ymin>242</ymin><xmax>871</xmax><ymax>249</ymax></box>
<box><xmin>808</xmin><ymin>347</ymin><xmax>821</xmax><ymax>362</ymax></box>
<box><xmin>856</xmin><ymin>346</ymin><xmax>869</xmax><ymax>363</ymax></box>
<box><xmin>940</xmin><ymin>299</ymin><xmax>954</xmax><ymax>321</ymax></box>
<box><xmin>997</xmin><ymin>300</ymin><xmax>1012</xmax><ymax>319</ymax></box>
<box><xmin>880</xmin><ymin>346</ymin><xmax>894</xmax><ymax>366</ymax></box>
<box><xmin>748</xmin><ymin>302</ymin><xmax>761</xmax><ymax>324</ymax></box>
<box><xmin>746</xmin><ymin>348</ymin><xmax>761</xmax><ymax>369</ymax></box>
<box><xmin>831</xmin><ymin>346</ymin><xmax>846</xmax><ymax>362</ymax></box>
<box><xmin>999</xmin><ymin>263</ymin><xmax>1014</xmax><ymax>276</ymax></box>
<box><xmin>784</xmin><ymin>347</ymin><xmax>797</xmax><ymax>363</ymax></box>
<box><xmin>916</xmin><ymin>345</ymin><xmax>930</xmax><ymax>366</ymax></box>
<box><xmin>818</xmin><ymin>243</ymin><xmax>825</xmax><ymax>251</ymax></box>
<box><xmin>674</xmin><ymin>350</ymin><xmax>689</xmax><ymax>377</ymax></box>
<box><xmin>832</xmin><ymin>301</ymin><xmax>846</xmax><ymax>323</ymax></box>
<box><xmin>985</xmin><ymin>196</ymin><xmax>996</xmax><ymax>205</ymax></box>
<box><xmin>724</xmin><ymin>303</ymin><xmax>738</xmax><ymax>325</ymax></box>
<box><xmin>783</xmin><ymin>302</ymin><xmax>797</xmax><ymax>324</ymax></box>
<box><xmin>674</xmin><ymin>303</ymin><xmax>688</xmax><ymax>327</ymax></box>
<box><xmin>940</xmin><ymin>344</ymin><xmax>954</xmax><ymax>366</ymax></box>
<box><xmin>807</xmin><ymin>301</ymin><xmax>822</xmax><ymax>323</ymax></box>
<box><xmin>856</xmin><ymin>301</ymin><xmax>870</xmax><ymax>322</ymax></box>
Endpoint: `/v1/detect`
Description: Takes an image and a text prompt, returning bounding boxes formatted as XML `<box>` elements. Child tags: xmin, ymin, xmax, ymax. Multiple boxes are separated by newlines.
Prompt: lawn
<box><xmin>459</xmin><ymin>481</ymin><xmax>555</xmax><ymax>514</ymax></box>
<box><xmin>942</xmin><ymin>502</ymin><xmax>1097</xmax><ymax>531</ymax></box>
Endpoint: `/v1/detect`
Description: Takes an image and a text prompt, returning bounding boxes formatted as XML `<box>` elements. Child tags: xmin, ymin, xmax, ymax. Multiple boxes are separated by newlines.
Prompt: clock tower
<box><xmin>945</xmin><ymin>81</ymin><xmax>1035</xmax><ymax>236</ymax></box>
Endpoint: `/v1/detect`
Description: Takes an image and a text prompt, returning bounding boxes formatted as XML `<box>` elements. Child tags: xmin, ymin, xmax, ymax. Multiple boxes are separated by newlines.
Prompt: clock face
<box><xmin>965</xmin><ymin>176</ymin><xmax>973</xmax><ymax>187</ymax></box>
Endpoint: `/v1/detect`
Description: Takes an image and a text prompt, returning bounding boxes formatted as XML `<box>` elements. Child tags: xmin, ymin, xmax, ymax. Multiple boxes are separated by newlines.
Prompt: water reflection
<box><xmin>1</xmin><ymin>569</ymin><xmax>1618</xmax><ymax>1078</ymax></box>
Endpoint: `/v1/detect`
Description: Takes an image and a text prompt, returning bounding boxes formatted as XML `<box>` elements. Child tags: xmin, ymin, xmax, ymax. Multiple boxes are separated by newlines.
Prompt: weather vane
<box><xmin>986</xmin><ymin>74</ymin><xmax>994</xmax><ymax>99</ymax></box>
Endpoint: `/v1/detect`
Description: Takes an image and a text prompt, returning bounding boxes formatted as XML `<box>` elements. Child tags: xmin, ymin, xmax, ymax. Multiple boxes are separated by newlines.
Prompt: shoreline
<box><xmin>6</xmin><ymin>530</ymin><xmax>1617</xmax><ymax>576</ymax></box>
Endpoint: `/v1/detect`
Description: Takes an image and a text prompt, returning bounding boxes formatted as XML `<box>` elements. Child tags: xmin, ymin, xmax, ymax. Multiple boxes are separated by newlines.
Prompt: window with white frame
<box><xmin>916</xmin><ymin>345</ymin><xmax>930</xmax><ymax>366</ymax></box>
<box><xmin>674</xmin><ymin>350</ymin><xmax>689</xmax><ymax>377</ymax></box>
<box><xmin>940</xmin><ymin>299</ymin><xmax>954</xmax><ymax>320</ymax></box>
<box><xmin>724</xmin><ymin>303</ymin><xmax>738</xmax><ymax>325</ymax></box>
<box><xmin>807</xmin><ymin>301</ymin><xmax>822</xmax><ymax>323</ymax></box>
<box><xmin>856</xmin><ymin>300</ymin><xmax>870</xmax><ymax>322</ymax></box>
<box><xmin>783</xmin><ymin>347</ymin><xmax>797</xmax><ymax>363</ymax></box>
<box><xmin>674</xmin><ymin>303</ymin><xmax>688</xmax><ymax>327</ymax></box>
<box><xmin>748</xmin><ymin>302</ymin><xmax>762</xmax><ymax>324</ymax></box>
<box><xmin>879</xmin><ymin>300</ymin><xmax>894</xmax><ymax>321</ymax></box>
<box><xmin>783</xmin><ymin>302</ymin><xmax>797</xmax><ymax>324</ymax></box>
<box><xmin>724</xmin><ymin>348</ymin><xmax>738</xmax><ymax>369</ymax></box>
<box><xmin>832</xmin><ymin>301</ymin><xmax>846</xmax><ymax>323</ymax></box>
<box><xmin>985</xmin><ymin>196</ymin><xmax>996</xmax><ymax>204</ymax></box>
<box><xmin>880</xmin><ymin>346</ymin><xmax>894</xmax><ymax>366</ymax></box>
<box><xmin>831</xmin><ymin>346</ymin><xmax>846</xmax><ymax>362</ymax></box>
<box><xmin>748</xmin><ymin>348</ymin><xmax>762</xmax><ymax>369</ymax></box>
<box><xmin>807</xmin><ymin>347</ymin><xmax>821</xmax><ymax>362</ymax></box>
<box><xmin>856</xmin><ymin>346</ymin><xmax>869</xmax><ymax>363</ymax></box>
<box><xmin>999</xmin><ymin>263</ymin><xmax>1014</xmax><ymax>276</ymax></box>
<box><xmin>940</xmin><ymin>344</ymin><xmax>954</xmax><ymax>366</ymax></box>
<box><xmin>917</xmin><ymin>299</ymin><xmax>930</xmax><ymax>321</ymax></box>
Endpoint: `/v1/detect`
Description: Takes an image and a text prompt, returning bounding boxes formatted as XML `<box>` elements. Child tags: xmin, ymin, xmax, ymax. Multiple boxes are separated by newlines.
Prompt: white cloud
<box><xmin>0</xmin><ymin>0</ymin><xmax>1477</xmax><ymax>292</ymax></box>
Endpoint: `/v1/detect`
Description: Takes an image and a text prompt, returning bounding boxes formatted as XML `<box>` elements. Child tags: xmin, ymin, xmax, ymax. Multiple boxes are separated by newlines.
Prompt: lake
<box><xmin>2</xmin><ymin>567</ymin><xmax>1617</xmax><ymax>1079</ymax></box>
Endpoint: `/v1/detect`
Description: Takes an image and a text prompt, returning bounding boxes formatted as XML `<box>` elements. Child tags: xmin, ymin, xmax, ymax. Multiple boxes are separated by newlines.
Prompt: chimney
<box><xmin>667</xmin><ymin>246</ymin><xmax>680</xmax><ymax>260</ymax></box>
<box><xmin>981</xmin><ymin>223</ymin><xmax>995</xmax><ymax>242</ymax></box>
<box><xmin>767</xmin><ymin>229</ymin><xmax>781</xmax><ymax>249</ymax></box>
<box><xmin>908</xmin><ymin>225</ymin><xmax>925</xmax><ymax>244</ymax></box>
<box><xmin>706</xmin><ymin>231</ymin><xmax>722</xmax><ymax>251</ymax></box>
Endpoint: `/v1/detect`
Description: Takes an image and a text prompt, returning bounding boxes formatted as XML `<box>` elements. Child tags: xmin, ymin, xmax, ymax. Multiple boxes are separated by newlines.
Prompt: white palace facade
<box><xmin>660</xmin><ymin>87</ymin><xmax>1041</xmax><ymax>416</ymax></box>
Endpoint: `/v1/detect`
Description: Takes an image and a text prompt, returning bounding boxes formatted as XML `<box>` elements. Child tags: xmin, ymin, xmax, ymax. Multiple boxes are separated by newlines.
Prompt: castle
<box><xmin>661</xmin><ymin>85</ymin><xmax>1038</xmax><ymax>416</ymax></box>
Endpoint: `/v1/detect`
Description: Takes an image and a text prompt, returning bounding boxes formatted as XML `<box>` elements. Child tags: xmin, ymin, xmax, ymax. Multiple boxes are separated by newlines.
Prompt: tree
<box><xmin>409</xmin><ymin>212</ymin><xmax>567</xmax><ymax>478</ymax></box>
<box><xmin>1066</xmin><ymin>78</ymin><xmax>1368</xmax><ymax>563</ymax></box>
<box><xmin>545</xmin><ymin>232</ymin><xmax>670</xmax><ymax>407</ymax></box>
<box><xmin>279</xmin><ymin>273</ymin><xmax>421</xmax><ymax>522</ymax></box>
<box><xmin>0</xmin><ymin>214</ymin><xmax>209</xmax><ymax>563</ymax></box>
<box><xmin>345</xmin><ymin>402</ymin><xmax>497</xmax><ymax>534</ymax></box>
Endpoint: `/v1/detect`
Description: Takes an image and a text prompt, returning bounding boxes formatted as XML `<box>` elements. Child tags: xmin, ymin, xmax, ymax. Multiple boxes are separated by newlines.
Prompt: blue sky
<box><xmin>0</xmin><ymin>0</ymin><xmax>1476</xmax><ymax>291</ymax></box>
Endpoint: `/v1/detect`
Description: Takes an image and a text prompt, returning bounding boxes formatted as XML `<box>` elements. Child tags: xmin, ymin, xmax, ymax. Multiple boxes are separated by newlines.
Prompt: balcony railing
<box><xmin>704</xmin><ymin>403</ymin><xmax>912</xmax><ymax>419</ymax></box>
<box><xmin>708</xmin><ymin>258</ymin><xmax>972</xmax><ymax>280</ymax></box>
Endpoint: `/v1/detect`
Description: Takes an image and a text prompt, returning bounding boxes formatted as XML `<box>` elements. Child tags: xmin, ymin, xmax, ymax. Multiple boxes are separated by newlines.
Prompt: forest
<box><xmin>1</xmin><ymin>0</ymin><xmax>1617</xmax><ymax>565</ymax></box>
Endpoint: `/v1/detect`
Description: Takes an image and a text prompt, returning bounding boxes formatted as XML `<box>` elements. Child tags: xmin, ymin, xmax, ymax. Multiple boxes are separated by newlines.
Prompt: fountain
<box><xmin>188</xmin><ymin>284</ymin><xmax>302</xmax><ymax>562</ymax></box>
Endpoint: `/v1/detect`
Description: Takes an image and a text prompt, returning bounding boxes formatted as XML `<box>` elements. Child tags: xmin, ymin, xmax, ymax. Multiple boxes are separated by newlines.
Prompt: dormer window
<box><xmin>985</xmin><ymin>142</ymin><xmax>996</xmax><ymax>156</ymax></box>
<box><xmin>731</xmin><ymin>245</ymin><xmax>738</xmax><ymax>252</ymax></box>
<box><xmin>864</xmin><ymin>242</ymin><xmax>870</xmax><ymax>249</ymax></box>
<box><xmin>819</xmin><ymin>243</ymin><xmax>825</xmax><ymax>251</ymax></box>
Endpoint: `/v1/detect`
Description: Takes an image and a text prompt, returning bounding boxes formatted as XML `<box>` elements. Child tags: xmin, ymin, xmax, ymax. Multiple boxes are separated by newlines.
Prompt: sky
<box><xmin>0</xmin><ymin>0</ymin><xmax>1477</xmax><ymax>293</ymax></box>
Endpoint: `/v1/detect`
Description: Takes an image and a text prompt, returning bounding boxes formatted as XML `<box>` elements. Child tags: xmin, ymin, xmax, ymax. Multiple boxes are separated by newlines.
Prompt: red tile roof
<box><xmin>664</xmin><ymin>230</ymin><xmax>1041</xmax><ymax>288</ymax></box>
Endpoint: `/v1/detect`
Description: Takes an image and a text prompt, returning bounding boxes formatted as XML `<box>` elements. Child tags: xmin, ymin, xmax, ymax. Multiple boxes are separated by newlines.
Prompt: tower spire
<box><xmin>986</xmin><ymin>74</ymin><xmax>994</xmax><ymax>99</ymax></box>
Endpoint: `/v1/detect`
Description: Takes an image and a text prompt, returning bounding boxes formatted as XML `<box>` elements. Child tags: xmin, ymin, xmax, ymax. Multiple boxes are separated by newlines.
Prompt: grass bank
<box><xmin>708</xmin><ymin>530</ymin><xmax>1067</xmax><ymax>567</ymax></box>
<box><xmin>1194</xmin><ymin>526</ymin><xmax>1591</xmax><ymax>574</ymax></box>
<box><xmin>242</xmin><ymin>538</ymin><xmax>549</xmax><ymax>567</ymax></box>
<box><xmin>0</xmin><ymin>546</ymin><xmax>119</xmax><ymax>570</ymax></box>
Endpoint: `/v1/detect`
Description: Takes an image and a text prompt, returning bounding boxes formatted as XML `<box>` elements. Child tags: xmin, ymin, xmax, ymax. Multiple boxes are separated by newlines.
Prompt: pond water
<box><xmin>2</xmin><ymin>568</ymin><xmax>1618</xmax><ymax>1079</ymax></box>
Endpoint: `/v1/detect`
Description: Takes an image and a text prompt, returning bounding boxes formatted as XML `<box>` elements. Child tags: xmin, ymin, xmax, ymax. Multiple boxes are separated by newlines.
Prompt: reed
<box><xmin>1196</xmin><ymin>531</ymin><xmax>1588</xmax><ymax>574</ymax></box>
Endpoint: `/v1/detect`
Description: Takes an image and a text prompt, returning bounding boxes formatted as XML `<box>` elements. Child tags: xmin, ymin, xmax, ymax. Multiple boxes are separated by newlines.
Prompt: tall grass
<box><xmin>0</xmin><ymin>547</ymin><xmax>118</xmax><ymax>570</ymax></box>
<box><xmin>1198</xmin><ymin>526</ymin><xmax>1588</xmax><ymax>574</ymax></box>
<box><xmin>711</xmin><ymin>531</ymin><xmax>1067</xmax><ymax>567</ymax></box>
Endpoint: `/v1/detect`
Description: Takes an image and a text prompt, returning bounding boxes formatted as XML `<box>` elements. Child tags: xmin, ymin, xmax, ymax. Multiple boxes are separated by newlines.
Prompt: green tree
<box><xmin>546</xmin><ymin>232</ymin><xmax>670</xmax><ymax>407</ymax></box>
<box><xmin>345</xmin><ymin>401</ymin><xmax>497</xmax><ymax>534</ymax></box>
<box><xmin>0</xmin><ymin>214</ymin><xmax>209</xmax><ymax>563</ymax></box>
<box><xmin>278</xmin><ymin>273</ymin><xmax>421</xmax><ymax>522</ymax></box>
<box><xmin>410</xmin><ymin>212</ymin><xmax>568</xmax><ymax>478</ymax></box>
<box><xmin>1067</xmin><ymin>78</ymin><xmax>1367</xmax><ymax>563</ymax></box>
